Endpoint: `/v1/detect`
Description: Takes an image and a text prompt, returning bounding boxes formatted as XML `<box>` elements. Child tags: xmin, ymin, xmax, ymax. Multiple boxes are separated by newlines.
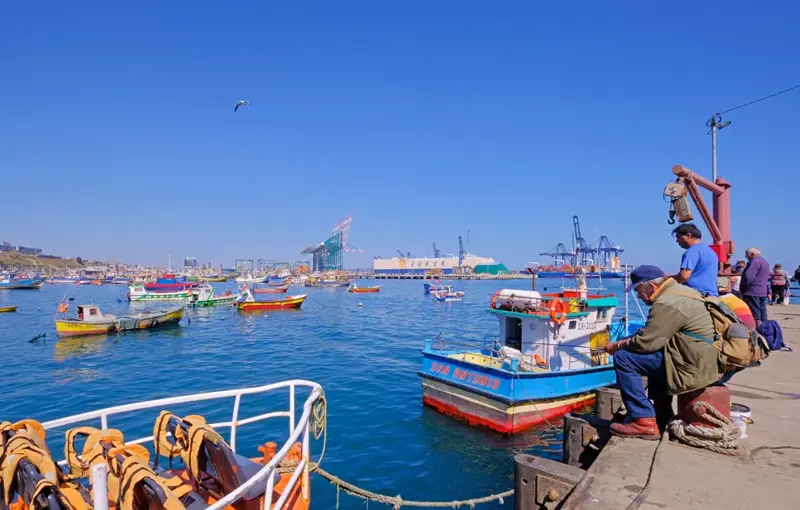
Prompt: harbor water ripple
<box><xmin>0</xmin><ymin>279</ymin><xmax>632</xmax><ymax>508</ymax></box>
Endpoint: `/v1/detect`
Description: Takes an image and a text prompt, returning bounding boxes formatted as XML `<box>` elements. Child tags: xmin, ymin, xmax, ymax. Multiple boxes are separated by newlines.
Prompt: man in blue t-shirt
<box><xmin>671</xmin><ymin>223</ymin><xmax>719</xmax><ymax>296</ymax></box>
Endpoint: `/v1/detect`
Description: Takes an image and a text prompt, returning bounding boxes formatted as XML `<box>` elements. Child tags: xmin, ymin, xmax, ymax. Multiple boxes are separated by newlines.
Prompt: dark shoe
<box><xmin>610</xmin><ymin>418</ymin><xmax>660</xmax><ymax>440</ymax></box>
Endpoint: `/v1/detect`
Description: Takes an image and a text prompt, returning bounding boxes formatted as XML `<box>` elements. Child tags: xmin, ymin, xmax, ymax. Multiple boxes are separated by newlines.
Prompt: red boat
<box><xmin>348</xmin><ymin>283</ymin><xmax>381</xmax><ymax>293</ymax></box>
<box><xmin>253</xmin><ymin>285</ymin><xmax>290</xmax><ymax>294</ymax></box>
<box><xmin>237</xmin><ymin>293</ymin><xmax>307</xmax><ymax>311</ymax></box>
<box><xmin>144</xmin><ymin>274</ymin><xmax>198</xmax><ymax>291</ymax></box>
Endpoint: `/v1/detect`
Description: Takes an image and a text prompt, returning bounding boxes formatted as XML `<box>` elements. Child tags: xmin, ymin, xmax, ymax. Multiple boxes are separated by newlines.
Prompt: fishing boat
<box><xmin>0</xmin><ymin>306</ymin><xmax>17</xmax><ymax>313</ymax></box>
<box><xmin>304</xmin><ymin>274</ymin><xmax>351</xmax><ymax>288</ymax></box>
<box><xmin>431</xmin><ymin>289</ymin><xmax>465</xmax><ymax>302</ymax></box>
<box><xmin>0</xmin><ymin>278</ymin><xmax>43</xmax><ymax>290</ymax></box>
<box><xmin>419</xmin><ymin>281</ymin><xmax>644</xmax><ymax>435</ymax></box>
<box><xmin>236</xmin><ymin>273</ymin><xmax>269</xmax><ymax>284</ymax></box>
<box><xmin>348</xmin><ymin>283</ymin><xmax>381</xmax><ymax>293</ymax></box>
<box><xmin>128</xmin><ymin>285</ymin><xmax>193</xmax><ymax>302</ymax></box>
<box><xmin>55</xmin><ymin>304</ymin><xmax>184</xmax><ymax>337</ymax></box>
<box><xmin>144</xmin><ymin>274</ymin><xmax>198</xmax><ymax>291</ymax></box>
<box><xmin>89</xmin><ymin>279</ymin><xmax>104</xmax><ymax>286</ymax></box>
<box><xmin>253</xmin><ymin>285</ymin><xmax>290</xmax><ymax>294</ymax></box>
<box><xmin>423</xmin><ymin>282</ymin><xmax>446</xmax><ymax>294</ymax></box>
<box><xmin>2</xmin><ymin>380</ymin><xmax>321</xmax><ymax>510</ymax></box>
<box><xmin>45</xmin><ymin>276</ymin><xmax>80</xmax><ymax>284</ymax></box>
<box><xmin>189</xmin><ymin>284</ymin><xmax>240</xmax><ymax>307</ymax></box>
<box><xmin>201</xmin><ymin>274</ymin><xmax>229</xmax><ymax>283</ymax></box>
<box><xmin>237</xmin><ymin>289</ymin><xmax>307</xmax><ymax>311</ymax></box>
<box><xmin>111</xmin><ymin>275</ymin><xmax>133</xmax><ymax>284</ymax></box>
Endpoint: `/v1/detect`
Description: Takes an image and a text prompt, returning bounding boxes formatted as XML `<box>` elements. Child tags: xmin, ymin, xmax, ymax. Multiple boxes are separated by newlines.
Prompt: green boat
<box><xmin>127</xmin><ymin>285</ymin><xmax>192</xmax><ymax>302</ymax></box>
<box><xmin>189</xmin><ymin>285</ymin><xmax>240</xmax><ymax>307</ymax></box>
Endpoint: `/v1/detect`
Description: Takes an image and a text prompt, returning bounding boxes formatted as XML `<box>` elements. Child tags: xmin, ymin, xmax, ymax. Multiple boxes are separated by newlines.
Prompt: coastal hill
<box><xmin>0</xmin><ymin>251</ymin><xmax>86</xmax><ymax>270</ymax></box>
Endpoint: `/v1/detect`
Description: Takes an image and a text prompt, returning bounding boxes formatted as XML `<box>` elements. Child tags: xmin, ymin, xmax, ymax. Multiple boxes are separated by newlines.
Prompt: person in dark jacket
<box><xmin>770</xmin><ymin>264</ymin><xmax>789</xmax><ymax>305</ymax></box>
<box><xmin>740</xmin><ymin>247</ymin><xmax>770</xmax><ymax>328</ymax></box>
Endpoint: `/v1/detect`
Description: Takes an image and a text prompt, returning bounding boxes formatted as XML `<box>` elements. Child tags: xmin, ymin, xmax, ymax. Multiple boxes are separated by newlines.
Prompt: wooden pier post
<box><xmin>514</xmin><ymin>454</ymin><xmax>585</xmax><ymax>510</ymax></box>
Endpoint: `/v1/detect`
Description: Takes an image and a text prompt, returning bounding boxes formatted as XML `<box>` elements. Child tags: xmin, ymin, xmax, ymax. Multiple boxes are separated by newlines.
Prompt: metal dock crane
<box><xmin>432</xmin><ymin>242</ymin><xmax>440</xmax><ymax>258</ymax></box>
<box><xmin>572</xmin><ymin>216</ymin><xmax>597</xmax><ymax>267</ymax></box>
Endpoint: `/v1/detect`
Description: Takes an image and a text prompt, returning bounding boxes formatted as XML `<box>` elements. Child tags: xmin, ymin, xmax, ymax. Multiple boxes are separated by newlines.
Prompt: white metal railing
<box><xmin>41</xmin><ymin>379</ymin><xmax>323</xmax><ymax>510</ymax></box>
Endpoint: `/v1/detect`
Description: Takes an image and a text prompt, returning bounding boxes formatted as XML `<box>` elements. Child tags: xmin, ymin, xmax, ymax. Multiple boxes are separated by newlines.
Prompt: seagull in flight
<box><xmin>234</xmin><ymin>100</ymin><xmax>250</xmax><ymax>112</ymax></box>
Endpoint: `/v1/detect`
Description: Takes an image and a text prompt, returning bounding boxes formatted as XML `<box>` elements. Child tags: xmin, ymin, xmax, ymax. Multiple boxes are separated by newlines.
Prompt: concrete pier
<box><xmin>559</xmin><ymin>304</ymin><xmax>800</xmax><ymax>509</ymax></box>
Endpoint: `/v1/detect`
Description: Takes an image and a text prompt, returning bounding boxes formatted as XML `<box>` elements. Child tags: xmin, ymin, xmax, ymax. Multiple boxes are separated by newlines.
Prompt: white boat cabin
<box><xmin>490</xmin><ymin>289</ymin><xmax>618</xmax><ymax>372</ymax></box>
<box><xmin>76</xmin><ymin>305</ymin><xmax>114</xmax><ymax>322</ymax></box>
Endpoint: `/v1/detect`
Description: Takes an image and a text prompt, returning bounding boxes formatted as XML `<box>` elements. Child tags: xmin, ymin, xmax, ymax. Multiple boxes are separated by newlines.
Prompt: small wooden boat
<box><xmin>236</xmin><ymin>273</ymin><xmax>268</xmax><ymax>284</ymax></box>
<box><xmin>0</xmin><ymin>306</ymin><xmax>17</xmax><ymax>313</ymax></box>
<box><xmin>348</xmin><ymin>283</ymin><xmax>381</xmax><ymax>293</ymax></box>
<box><xmin>189</xmin><ymin>285</ymin><xmax>240</xmax><ymax>307</ymax></box>
<box><xmin>89</xmin><ymin>279</ymin><xmax>104</xmax><ymax>286</ymax></box>
<box><xmin>6</xmin><ymin>380</ymin><xmax>320</xmax><ymax>510</ymax></box>
<box><xmin>237</xmin><ymin>289</ymin><xmax>307</xmax><ymax>311</ymax></box>
<box><xmin>253</xmin><ymin>285</ymin><xmax>290</xmax><ymax>294</ymax></box>
<box><xmin>432</xmin><ymin>289</ymin><xmax>465</xmax><ymax>302</ymax></box>
<box><xmin>201</xmin><ymin>274</ymin><xmax>229</xmax><ymax>282</ymax></box>
<box><xmin>128</xmin><ymin>284</ymin><xmax>192</xmax><ymax>302</ymax></box>
<box><xmin>55</xmin><ymin>304</ymin><xmax>184</xmax><ymax>337</ymax></box>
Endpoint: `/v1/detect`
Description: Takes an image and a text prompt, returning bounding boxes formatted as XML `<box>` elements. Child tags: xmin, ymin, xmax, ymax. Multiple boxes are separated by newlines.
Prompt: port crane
<box><xmin>572</xmin><ymin>215</ymin><xmax>597</xmax><ymax>266</ymax></box>
<box><xmin>432</xmin><ymin>242</ymin><xmax>440</xmax><ymax>258</ymax></box>
<box><xmin>397</xmin><ymin>250</ymin><xmax>412</xmax><ymax>258</ymax></box>
<box><xmin>595</xmin><ymin>236</ymin><xmax>624</xmax><ymax>267</ymax></box>
<box><xmin>539</xmin><ymin>243</ymin><xmax>575</xmax><ymax>267</ymax></box>
<box><xmin>458</xmin><ymin>236</ymin><xmax>465</xmax><ymax>267</ymax></box>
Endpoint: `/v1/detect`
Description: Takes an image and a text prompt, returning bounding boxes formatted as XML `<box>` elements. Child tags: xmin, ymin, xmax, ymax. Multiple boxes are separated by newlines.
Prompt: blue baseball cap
<box><xmin>625</xmin><ymin>265</ymin><xmax>667</xmax><ymax>292</ymax></box>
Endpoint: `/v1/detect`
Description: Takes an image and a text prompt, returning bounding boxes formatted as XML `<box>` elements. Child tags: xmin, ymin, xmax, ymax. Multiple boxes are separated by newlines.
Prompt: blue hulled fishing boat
<box><xmin>419</xmin><ymin>280</ymin><xmax>643</xmax><ymax>435</ymax></box>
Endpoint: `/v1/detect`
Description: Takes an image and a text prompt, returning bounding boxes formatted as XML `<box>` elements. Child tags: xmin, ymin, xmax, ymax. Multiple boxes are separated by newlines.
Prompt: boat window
<box><xmin>89</xmin><ymin>309</ymin><xmax>98</xmax><ymax>316</ymax></box>
<box><xmin>568</xmin><ymin>321</ymin><xmax>577</xmax><ymax>330</ymax></box>
<box><xmin>599</xmin><ymin>308</ymin><xmax>607</xmax><ymax>319</ymax></box>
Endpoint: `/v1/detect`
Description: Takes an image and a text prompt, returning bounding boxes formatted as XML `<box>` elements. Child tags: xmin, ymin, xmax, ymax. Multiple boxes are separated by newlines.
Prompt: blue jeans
<box><xmin>614</xmin><ymin>350</ymin><xmax>740</xmax><ymax>419</ymax></box>
<box><xmin>743</xmin><ymin>295</ymin><xmax>768</xmax><ymax>324</ymax></box>
<box><xmin>613</xmin><ymin>350</ymin><xmax>667</xmax><ymax>419</ymax></box>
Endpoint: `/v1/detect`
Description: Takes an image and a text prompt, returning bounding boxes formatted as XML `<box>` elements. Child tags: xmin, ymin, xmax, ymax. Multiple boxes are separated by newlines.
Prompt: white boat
<box><xmin>128</xmin><ymin>285</ymin><xmax>192</xmax><ymax>302</ymax></box>
<box><xmin>432</xmin><ymin>289</ymin><xmax>465</xmax><ymax>302</ymax></box>
<box><xmin>5</xmin><ymin>380</ymin><xmax>323</xmax><ymax>510</ymax></box>
<box><xmin>235</xmin><ymin>273</ymin><xmax>268</xmax><ymax>284</ymax></box>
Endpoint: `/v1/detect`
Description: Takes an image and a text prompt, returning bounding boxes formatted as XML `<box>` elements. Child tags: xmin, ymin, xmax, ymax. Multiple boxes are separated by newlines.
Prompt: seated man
<box><xmin>604</xmin><ymin>265</ymin><xmax>727</xmax><ymax>439</ymax></box>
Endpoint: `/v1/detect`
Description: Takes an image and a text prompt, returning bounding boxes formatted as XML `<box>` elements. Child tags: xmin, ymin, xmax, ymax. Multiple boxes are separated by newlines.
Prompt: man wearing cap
<box><xmin>604</xmin><ymin>265</ymin><xmax>726</xmax><ymax>439</ymax></box>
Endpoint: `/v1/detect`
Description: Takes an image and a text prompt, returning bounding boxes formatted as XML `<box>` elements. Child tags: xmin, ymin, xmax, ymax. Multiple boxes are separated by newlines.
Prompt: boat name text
<box><xmin>429</xmin><ymin>361</ymin><xmax>501</xmax><ymax>390</ymax></box>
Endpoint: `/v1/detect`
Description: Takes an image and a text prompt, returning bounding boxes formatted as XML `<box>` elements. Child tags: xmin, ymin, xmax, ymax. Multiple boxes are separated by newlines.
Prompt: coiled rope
<box><xmin>279</xmin><ymin>390</ymin><xmax>513</xmax><ymax>508</ymax></box>
<box><xmin>667</xmin><ymin>401</ymin><xmax>742</xmax><ymax>456</ymax></box>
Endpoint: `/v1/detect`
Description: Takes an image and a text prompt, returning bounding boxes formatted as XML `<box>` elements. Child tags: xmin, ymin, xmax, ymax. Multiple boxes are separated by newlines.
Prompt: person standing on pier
<box><xmin>769</xmin><ymin>264</ymin><xmax>789</xmax><ymax>305</ymax></box>
<box><xmin>739</xmin><ymin>247</ymin><xmax>770</xmax><ymax>329</ymax></box>
<box><xmin>671</xmin><ymin>223</ymin><xmax>719</xmax><ymax>296</ymax></box>
<box><xmin>603</xmin><ymin>265</ymin><xmax>726</xmax><ymax>440</ymax></box>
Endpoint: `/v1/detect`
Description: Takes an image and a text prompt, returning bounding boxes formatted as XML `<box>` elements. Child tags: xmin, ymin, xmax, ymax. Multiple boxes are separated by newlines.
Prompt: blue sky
<box><xmin>2</xmin><ymin>1</ymin><xmax>799</xmax><ymax>271</ymax></box>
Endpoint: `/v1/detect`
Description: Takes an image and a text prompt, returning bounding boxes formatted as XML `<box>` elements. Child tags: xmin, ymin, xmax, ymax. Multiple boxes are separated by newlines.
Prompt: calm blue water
<box><xmin>0</xmin><ymin>279</ymin><xmax>634</xmax><ymax>509</ymax></box>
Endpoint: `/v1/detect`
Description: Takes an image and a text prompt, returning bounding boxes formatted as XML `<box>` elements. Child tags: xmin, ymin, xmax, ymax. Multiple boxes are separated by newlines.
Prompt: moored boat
<box><xmin>431</xmin><ymin>289</ymin><xmax>465</xmax><ymax>302</ymax></box>
<box><xmin>55</xmin><ymin>304</ymin><xmax>184</xmax><ymax>337</ymax></box>
<box><xmin>89</xmin><ymin>279</ymin><xmax>104</xmax><ymax>286</ymax></box>
<box><xmin>253</xmin><ymin>284</ymin><xmax>290</xmax><ymax>294</ymax></box>
<box><xmin>144</xmin><ymin>274</ymin><xmax>198</xmax><ymax>291</ymax></box>
<box><xmin>189</xmin><ymin>284</ymin><xmax>240</xmax><ymax>307</ymax></box>
<box><xmin>45</xmin><ymin>276</ymin><xmax>80</xmax><ymax>284</ymax></box>
<box><xmin>111</xmin><ymin>275</ymin><xmax>133</xmax><ymax>284</ymax></box>
<box><xmin>348</xmin><ymin>283</ymin><xmax>381</xmax><ymax>293</ymax></box>
<box><xmin>128</xmin><ymin>285</ymin><xmax>193</xmax><ymax>302</ymax></box>
<box><xmin>201</xmin><ymin>274</ymin><xmax>229</xmax><ymax>282</ymax></box>
<box><xmin>423</xmin><ymin>282</ymin><xmax>445</xmax><ymax>294</ymax></box>
<box><xmin>237</xmin><ymin>289</ymin><xmax>307</xmax><ymax>311</ymax></box>
<box><xmin>0</xmin><ymin>278</ymin><xmax>43</xmax><ymax>290</ymax></box>
<box><xmin>419</xmin><ymin>285</ymin><xmax>643</xmax><ymax>434</ymax></box>
<box><xmin>236</xmin><ymin>273</ymin><xmax>269</xmax><ymax>284</ymax></box>
<box><xmin>2</xmin><ymin>380</ymin><xmax>321</xmax><ymax>510</ymax></box>
<box><xmin>0</xmin><ymin>306</ymin><xmax>17</xmax><ymax>313</ymax></box>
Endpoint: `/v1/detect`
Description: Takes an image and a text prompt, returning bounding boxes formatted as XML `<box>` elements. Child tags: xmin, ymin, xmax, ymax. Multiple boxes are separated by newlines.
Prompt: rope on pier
<box><xmin>667</xmin><ymin>401</ymin><xmax>743</xmax><ymax>456</ymax></box>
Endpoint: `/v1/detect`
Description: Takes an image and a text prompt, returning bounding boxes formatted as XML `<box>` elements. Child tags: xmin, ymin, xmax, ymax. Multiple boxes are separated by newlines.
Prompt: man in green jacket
<box><xmin>604</xmin><ymin>265</ymin><xmax>727</xmax><ymax>439</ymax></box>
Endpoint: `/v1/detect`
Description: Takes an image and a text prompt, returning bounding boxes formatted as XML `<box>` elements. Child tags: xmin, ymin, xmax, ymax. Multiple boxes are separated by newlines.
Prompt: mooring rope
<box><xmin>278</xmin><ymin>390</ymin><xmax>512</xmax><ymax>508</ymax></box>
<box><xmin>667</xmin><ymin>401</ymin><xmax>742</xmax><ymax>456</ymax></box>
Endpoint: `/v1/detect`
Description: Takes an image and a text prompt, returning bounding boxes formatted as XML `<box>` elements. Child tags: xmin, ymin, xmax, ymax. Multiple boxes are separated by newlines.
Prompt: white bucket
<box><xmin>730</xmin><ymin>403</ymin><xmax>753</xmax><ymax>439</ymax></box>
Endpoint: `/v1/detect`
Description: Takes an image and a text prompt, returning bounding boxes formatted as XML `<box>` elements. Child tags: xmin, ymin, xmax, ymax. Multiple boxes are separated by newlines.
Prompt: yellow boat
<box><xmin>55</xmin><ymin>304</ymin><xmax>184</xmax><ymax>337</ymax></box>
<box><xmin>0</xmin><ymin>306</ymin><xmax>17</xmax><ymax>313</ymax></box>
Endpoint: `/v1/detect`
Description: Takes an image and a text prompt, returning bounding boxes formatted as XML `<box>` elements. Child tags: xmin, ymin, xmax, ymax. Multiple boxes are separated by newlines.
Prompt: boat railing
<box><xmin>41</xmin><ymin>379</ymin><xmax>323</xmax><ymax>510</ymax></box>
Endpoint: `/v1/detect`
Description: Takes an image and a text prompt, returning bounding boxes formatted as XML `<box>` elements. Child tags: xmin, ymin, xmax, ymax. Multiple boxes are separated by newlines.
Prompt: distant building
<box><xmin>0</xmin><ymin>241</ymin><xmax>42</xmax><ymax>255</ymax></box>
<box><xmin>184</xmin><ymin>256</ymin><xmax>198</xmax><ymax>268</ymax></box>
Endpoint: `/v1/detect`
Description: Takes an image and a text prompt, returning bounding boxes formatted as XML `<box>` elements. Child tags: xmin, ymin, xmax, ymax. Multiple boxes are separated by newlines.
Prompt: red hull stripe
<box><xmin>422</xmin><ymin>395</ymin><xmax>595</xmax><ymax>435</ymax></box>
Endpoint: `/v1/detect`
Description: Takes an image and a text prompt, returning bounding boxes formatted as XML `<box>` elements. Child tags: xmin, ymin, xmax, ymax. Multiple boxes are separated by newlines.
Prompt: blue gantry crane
<box><xmin>596</xmin><ymin>235</ymin><xmax>624</xmax><ymax>267</ymax></box>
<box><xmin>572</xmin><ymin>215</ymin><xmax>598</xmax><ymax>266</ymax></box>
<box><xmin>539</xmin><ymin>243</ymin><xmax>576</xmax><ymax>267</ymax></box>
<box><xmin>432</xmin><ymin>242</ymin><xmax>440</xmax><ymax>258</ymax></box>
